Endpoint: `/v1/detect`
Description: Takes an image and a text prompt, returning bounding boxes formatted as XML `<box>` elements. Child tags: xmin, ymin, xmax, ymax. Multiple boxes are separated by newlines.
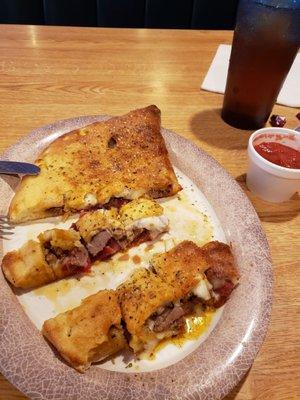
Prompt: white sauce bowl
<box><xmin>246</xmin><ymin>127</ymin><xmax>300</xmax><ymax>202</ymax></box>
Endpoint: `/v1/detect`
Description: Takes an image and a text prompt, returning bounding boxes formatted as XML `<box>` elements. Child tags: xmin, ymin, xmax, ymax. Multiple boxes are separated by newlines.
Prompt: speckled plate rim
<box><xmin>0</xmin><ymin>115</ymin><xmax>273</xmax><ymax>400</ymax></box>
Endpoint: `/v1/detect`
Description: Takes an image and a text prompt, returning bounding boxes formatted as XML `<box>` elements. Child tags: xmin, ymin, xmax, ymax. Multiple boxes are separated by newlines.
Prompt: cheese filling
<box><xmin>126</xmin><ymin>215</ymin><xmax>169</xmax><ymax>237</ymax></box>
<box><xmin>117</xmin><ymin>188</ymin><xmax>146</xmax><ymax>199</ymax></box>
<box><xmin>192</xmin><ymin>278</ymin><xmax>213</xmax><ymax>301</ymax></box>
<box><xmin>84</xmin><ymin>193</ymin><xmax>98</xmax><ymax>206</ymax></box>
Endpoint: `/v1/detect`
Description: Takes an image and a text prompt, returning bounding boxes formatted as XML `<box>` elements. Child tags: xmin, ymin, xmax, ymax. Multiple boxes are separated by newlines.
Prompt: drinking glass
<box><xmin>222</xmin><ymin>0</ymin><xmax>300</xmax><ymax>130</ymax></box>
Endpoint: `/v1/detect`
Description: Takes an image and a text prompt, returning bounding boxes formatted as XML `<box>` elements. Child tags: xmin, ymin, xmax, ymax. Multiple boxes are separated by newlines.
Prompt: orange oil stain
<box><xmin>32</xmin><ymin>274</ymin><xmax>101</xmax><ymax>313</ymax></box>
<box><xmin>118</xmin><ymin>253</ymin><xmax>130</xmax><ymax>261</ymax></box>
<box><xmin>34</xmin><ymin>279</ymin><xmax>74</xmax><ymax>302</ymax></box>
<box><xmin>148</xmin><ymin>309</ymin><xmax>214</xmax><ymax>360</ymax></box>
<box><xmin>132</xmin><ymin>255</ymin><xmax>141</xmax><ymax>264</ymax></box>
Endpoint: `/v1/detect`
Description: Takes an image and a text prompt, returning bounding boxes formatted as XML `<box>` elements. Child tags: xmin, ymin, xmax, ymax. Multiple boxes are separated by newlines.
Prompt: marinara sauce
<box><xmin>254</xmin><ymin>141</ymin><xmax>300</xmax><ymax>169</ymax></box>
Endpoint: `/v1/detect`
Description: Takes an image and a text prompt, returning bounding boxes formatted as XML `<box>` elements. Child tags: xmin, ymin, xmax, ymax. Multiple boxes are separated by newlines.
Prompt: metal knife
<box><xmin>0</xmin><ymin>161</ymin><xmax>40</xmax><ymax>176</ymax></box>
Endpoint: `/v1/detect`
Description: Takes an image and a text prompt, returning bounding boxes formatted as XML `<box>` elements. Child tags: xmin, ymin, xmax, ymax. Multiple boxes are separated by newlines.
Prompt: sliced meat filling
<box><xmin>61</xmin><ymin>247</ymin><xmax>90</xmax><ymax>273</ymax></box>
<box><xmin>78</xmin><ymin>225</ymin><xmax>122</xmax><ymax>260</ymax></box>
<box><xmin>81</xmin><ymin>228</ymin><xmax>150</xmax><ymax>262</ymax></box>
<box><xmin>86</xmin><ymin>228</ymin><xmax>157</xmax><ymax>260</ymax></box>
<box><xmin>152</xmin><ymin>302</ymin><xmax>194</xmax><ymax>333</ymax></box>
<box><xmin>127</xmin><ymin>230</ymin><xmax>152</xmax><ymax>248</ymax></box>
<box><xmin>44</xmin><ymin>244</ymin><xmax>91</xmax><ymax>275</ymax></box>
<box><xmin>86</xmin><ymin>230</ymin><xmax>112</xmax><ymax>257</ymax></box>
<box><xmin>104</xmin><ymin>197</ymin><xmax>130</xmax><ymax>210</ymax></box>
<box><xmin>147</xmin><ymin>299</ymin><xmax>198</xmax><ymax>336</ymax></box>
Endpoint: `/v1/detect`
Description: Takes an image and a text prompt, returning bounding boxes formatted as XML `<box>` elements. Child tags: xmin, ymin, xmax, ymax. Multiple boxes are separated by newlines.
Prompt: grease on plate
<box><xmin>147</xmin><ymin>309</ymin><xmax>215</xmax><ymax>360</ymax></box>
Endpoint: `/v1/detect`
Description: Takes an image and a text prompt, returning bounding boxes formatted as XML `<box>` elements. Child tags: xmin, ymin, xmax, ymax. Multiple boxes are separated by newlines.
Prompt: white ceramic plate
<box><xmin>0</xmin><ymin>115</ymin><xmax>272</xmax><ymax>400</ymax></box>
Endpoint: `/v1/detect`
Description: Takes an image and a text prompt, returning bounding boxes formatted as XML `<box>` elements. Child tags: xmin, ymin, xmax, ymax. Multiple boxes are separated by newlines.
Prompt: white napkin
<box><xmin>201</xmin><ymin>44</ymin><xmax>300</xmax><ymax>108</ymax></box>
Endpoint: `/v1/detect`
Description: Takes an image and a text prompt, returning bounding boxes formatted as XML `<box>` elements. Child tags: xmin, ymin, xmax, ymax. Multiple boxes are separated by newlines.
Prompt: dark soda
<box><xmin>222</xmin><ymin>0</ymin><xmax>300</xmax><ymax>130</ymax></box>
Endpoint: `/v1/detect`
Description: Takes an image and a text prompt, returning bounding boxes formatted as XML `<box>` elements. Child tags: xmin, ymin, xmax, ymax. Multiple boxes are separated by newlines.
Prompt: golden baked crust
<box><xmin>117</xmin><ymin>268</ymin><xmax>176</xmax><ymax>352</ymax></box>
<box><xmin>37</xmin><ymin>228</ymin><xmax>90</xmax><ymax>281</ymax></box>
<box><xmin>75</xmin><ymin>198</ymin><xmax>168</xmax><ymax>248</ymax></box>
<box><xmin>202</xmin><ymin>241</ymin><xmax>239</xmax><ymax>283</ymax></box>
<box><xmin>38</xmin><ymin>228</ymin><xmax>81</xmax><ymax>250</ymax></box>
<box><xmin>75</xmin><ymin>209</ymin><xmax>122</xmax><ymax>243</ymax></box>
<box><xmin>9</xmin><ymin>105</ymin><xmax>181</xmax><ymax>223</ymax></box>
<box><xmin>118</xmin><ymin>198</ymin><xmax>164</xmax><ymax>226</ymax></box>
<box><xmin>151</xmin><ymin>240</ymin><xmax>209</xmax><ymax>299</ymax></box>
<box><xmin>1</xmin><ymin>240</ymin><xmax>55</xmax><ymax>289</ymax></box>
<box><xmin>118</xmin><ymin>268</ymin><xmax>174</xmax><ymax>336</ymax></box>
<box><xmin>42</xmin><ymin>290</ymin><xmax>126</xmax><ymax>372</ymax></box>
<box><xmin>2</xmin><ymin>228</ymin><xmax>90</xmax><ymax>289</ymax></box>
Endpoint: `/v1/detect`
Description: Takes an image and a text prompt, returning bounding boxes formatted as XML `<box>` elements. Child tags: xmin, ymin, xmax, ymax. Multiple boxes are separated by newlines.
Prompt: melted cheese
<box><xmin>84</xmin><ymin>193</ymin><xmax>98</xmax><ymax>206</ymax></box>
<box><xmin>192</xmin><ymin>278</ymin><xmax>212</xmax><ymax>301</ymax></box>
<box><xmin>117</xmin><ymin>188</ymin><xmax>145</xmax><ymax>199</ymax></box>
<box><xmin>129</xmin><ymin>215</ymin><xmax>169</xmax><ymax>233</ymax></box>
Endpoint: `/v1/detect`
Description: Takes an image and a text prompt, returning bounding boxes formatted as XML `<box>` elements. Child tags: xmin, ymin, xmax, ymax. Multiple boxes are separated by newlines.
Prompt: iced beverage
<box><xmin>222</xmin><ymin>0</ymin><xmax>300</xmax><ymax>130</ymax></box>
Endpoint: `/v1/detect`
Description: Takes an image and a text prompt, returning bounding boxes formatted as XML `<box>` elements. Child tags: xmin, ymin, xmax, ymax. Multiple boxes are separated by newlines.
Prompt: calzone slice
<box><xmin>9</xmin><ymin>105</ymin><xmax>181</xmax><ymax>223</ymax></box>
<box><xmin>42</xmin><ymin>290</ymin><xmax>126</xmax><ymax>372</ymax></box>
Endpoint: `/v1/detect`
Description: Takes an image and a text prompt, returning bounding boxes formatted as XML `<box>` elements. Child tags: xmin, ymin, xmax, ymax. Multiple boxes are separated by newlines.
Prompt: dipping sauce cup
<box><xmin>247</xmin><ymin>127</ymin><xmax>300</xmax><ymax>202</ymax></box>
